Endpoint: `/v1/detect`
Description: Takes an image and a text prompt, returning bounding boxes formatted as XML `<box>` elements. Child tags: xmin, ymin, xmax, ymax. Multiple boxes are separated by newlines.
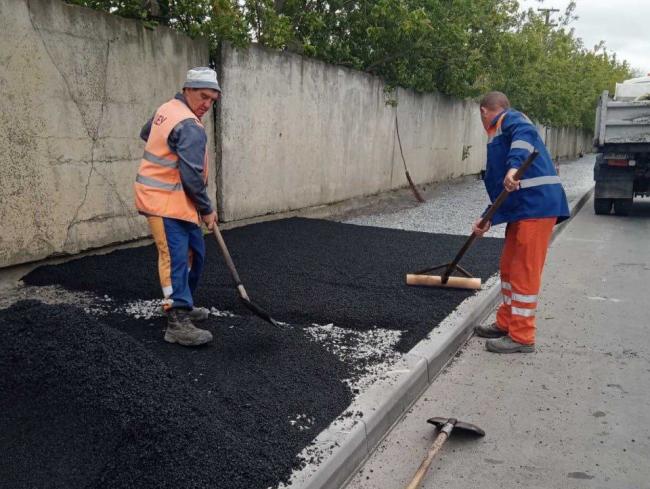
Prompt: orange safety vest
<box><xmin>134</xmin><ymin>98</ymin><xmax>208</xmax><ymax>225</ymax></box>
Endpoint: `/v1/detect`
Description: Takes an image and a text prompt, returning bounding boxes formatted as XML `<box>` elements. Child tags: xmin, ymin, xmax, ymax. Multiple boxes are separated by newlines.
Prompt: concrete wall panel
<box><xmin>218</xmin><ymin>44</ymin><xmax>490</xmax><ymax>222</ymax></box>
<box><xmin>389</xmin><ymin>90</ymin><xmax>486</xmax><ymax>188</ymax></box>
<box><xmin>217</xmin><ymin>45</ymin><xmax>396</xmax><ymax>221</ymax></box>
<box><xmin>0</xmin><ymin>0</ymin><xmax>212</xmax><ymax>267</ymax></box>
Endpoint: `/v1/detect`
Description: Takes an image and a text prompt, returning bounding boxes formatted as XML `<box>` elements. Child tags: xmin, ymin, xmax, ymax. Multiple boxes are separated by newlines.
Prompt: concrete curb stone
<box><xmin>284</xmin><ymin>185</ymin><xmax>594</xmax><ymax>489</ymax></box>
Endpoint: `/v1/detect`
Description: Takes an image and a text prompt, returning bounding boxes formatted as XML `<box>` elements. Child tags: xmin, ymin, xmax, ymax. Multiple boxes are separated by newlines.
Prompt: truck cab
<box><xmin>593</xmin><ymin>76</ymin><xmax>650</xmax><ymax>215</ymax></box>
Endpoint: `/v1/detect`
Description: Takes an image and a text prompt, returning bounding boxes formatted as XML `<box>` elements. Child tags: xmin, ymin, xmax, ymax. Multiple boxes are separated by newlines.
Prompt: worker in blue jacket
<box><xmin>473</xmin><ymin>91</ymin><xmax>570</xmax><ymax>353</ymax></box>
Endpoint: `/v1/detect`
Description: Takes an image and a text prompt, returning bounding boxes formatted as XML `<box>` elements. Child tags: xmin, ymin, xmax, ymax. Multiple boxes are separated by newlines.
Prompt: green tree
<box><xmin>480</xmin><ymin>3</ymin><xmax>632</xmax><ymax>127</ymax></box>
<box><xmin>65</xmin><ymin>0</ymin><xmax>633</xmax><ymax>128</ymax></box>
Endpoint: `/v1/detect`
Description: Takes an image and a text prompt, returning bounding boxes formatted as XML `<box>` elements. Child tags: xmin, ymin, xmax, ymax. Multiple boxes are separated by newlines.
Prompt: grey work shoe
<box><xmin>485</xmin><ymin>336</ymin><xmax>535</xmax><ymax>354</ymax></box>
<box><xmin>164</xmin><ymin>309</ymin><xmax>213</xmax><ymax>346</ymax></box>
<box><xmin>475</xmin><ymin>322</ymin><xmax>507</xmax><ymax>338</ymax></box>
<box><xmin>189</xmin><ymin>306</ymin><xmax>210</xmax><ymax>322</ymax></box>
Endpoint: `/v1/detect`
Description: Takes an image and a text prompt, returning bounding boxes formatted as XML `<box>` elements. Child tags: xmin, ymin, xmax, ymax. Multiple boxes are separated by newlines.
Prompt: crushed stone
<box><xmin>305</xmin><ymin>323</ymin><xmax>402</xmax><ymax>392</ymax></box>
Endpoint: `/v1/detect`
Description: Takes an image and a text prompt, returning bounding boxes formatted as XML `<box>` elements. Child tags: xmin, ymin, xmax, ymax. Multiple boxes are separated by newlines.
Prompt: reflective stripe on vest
<box><xmin>143</xmin><ymin>150</ymin><xmax>178</xmax><ymax>168</ymax></box>
<box><xmin>134</xmin><ymin>98</ymin><xmax>208</xmax><ymax>225</ymax></box>
<box><xmin>136</xmin><ymin>174</ymin><xmax>183</xmax><ymax>192</ymax></box>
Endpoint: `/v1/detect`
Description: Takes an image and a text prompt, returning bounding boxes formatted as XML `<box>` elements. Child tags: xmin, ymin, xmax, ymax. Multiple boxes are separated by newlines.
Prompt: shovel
<box><xmin>212</xmin><ymin>225</ymin><xmax>280</xmax><ymax>328</ymax></box>
<box><xmin>405</xmin><ymin>417</ymin><xmax>485</xmax><ymax>489</ymax></box>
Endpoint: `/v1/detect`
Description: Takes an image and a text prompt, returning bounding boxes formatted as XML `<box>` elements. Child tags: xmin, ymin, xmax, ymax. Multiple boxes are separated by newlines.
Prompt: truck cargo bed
<box><xmin>595</xmin><ymin>91</ymin><xmax>650</xmax><ymax>147</ymax></box>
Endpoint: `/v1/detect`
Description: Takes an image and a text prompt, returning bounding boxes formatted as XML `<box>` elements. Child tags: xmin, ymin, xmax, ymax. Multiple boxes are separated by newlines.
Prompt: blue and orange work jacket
<box><xmin>484</xmin><ymin>109</ymin><xmax>570</xmax><ymax>226</ymax></box>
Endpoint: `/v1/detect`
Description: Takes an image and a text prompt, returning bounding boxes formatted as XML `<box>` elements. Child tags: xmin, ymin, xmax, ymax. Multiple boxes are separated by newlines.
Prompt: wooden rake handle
<box><xmin>441</xmin><ymin>151</ymin><xmax>539</xmax><ymax>282</ymax></box>
<box><xmin>478</xmin><ymin>150</ymin><xmax>539</xmax><ymax>228</ymax></box>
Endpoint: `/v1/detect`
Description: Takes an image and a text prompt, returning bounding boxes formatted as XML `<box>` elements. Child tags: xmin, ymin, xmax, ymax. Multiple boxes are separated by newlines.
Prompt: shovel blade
<box><xmin>238</xmin><ymin>296</ymin><xmax>281</xmax><ymax>328</ymax></box>
<box><xmin>427</xmin><ymin>417</ymin><xmax>485</xmax><ymax>437</ymax></box>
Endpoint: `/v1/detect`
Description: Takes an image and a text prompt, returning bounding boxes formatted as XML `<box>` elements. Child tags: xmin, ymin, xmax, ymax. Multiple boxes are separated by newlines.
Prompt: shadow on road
<box><xmin>595</xmin><ymin>200</ymin><xmax>650</xmax><ymax>219</ymax></box>
<box><xmin>629</xmin><ymin>200</ymin><xmax>650</xmax><ymax>218</ymax></box>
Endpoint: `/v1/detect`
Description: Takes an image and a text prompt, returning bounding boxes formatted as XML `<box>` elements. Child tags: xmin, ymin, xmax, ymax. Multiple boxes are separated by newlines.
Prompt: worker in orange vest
<box><xmin>134</xmin><ymin>67</ymin><xmax>220</xmax><ymax>346</ymax></box>
<box><xmin>473</xmin><ymin>91</ymin><xmax>569</xmax><ymax>353</ymax></box>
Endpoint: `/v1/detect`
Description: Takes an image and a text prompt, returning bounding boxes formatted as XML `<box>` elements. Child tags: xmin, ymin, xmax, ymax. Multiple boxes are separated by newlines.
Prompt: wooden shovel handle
<box><xmin>212</xmin><ymin>225</ymin><xmax>243</xmax><ymax>287</ymax></box>
<box><xmin>405</xmin><ymin>430</ymin><xmax>450</xmax><ymax>489</ymax></box>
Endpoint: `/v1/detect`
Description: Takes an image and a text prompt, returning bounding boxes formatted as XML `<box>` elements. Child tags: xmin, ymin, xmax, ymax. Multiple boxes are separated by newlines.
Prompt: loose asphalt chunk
<box><xmin>0</xmin><ymin>301</ymin><xmax>353</xmax><ymax>489</ymax></box>
<box><xmin>24</xmin><ymin>217</ymin><xmax>503</xmax><ymax>351</ymax></box>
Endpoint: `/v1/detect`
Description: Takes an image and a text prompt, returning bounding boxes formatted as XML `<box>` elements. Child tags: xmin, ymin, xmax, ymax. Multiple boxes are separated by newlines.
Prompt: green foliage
<box><xmin>66</xmin><ymin>0</ymin><xmax>249</xmax><ymax>47</ymax></box>
<box><xmin>66</xmin><ymin>0</ymin><xmax>633</xmax><ymax>128</ymax></box>
<box><xmin>481</xmin><ymin>3</ymin><xmax>632</xmax><ymax>128</ymax></box>
<box><xmin>65</xmin><ymin>0</ymin><xmax>149</xmax><ymax>20</ymax></box>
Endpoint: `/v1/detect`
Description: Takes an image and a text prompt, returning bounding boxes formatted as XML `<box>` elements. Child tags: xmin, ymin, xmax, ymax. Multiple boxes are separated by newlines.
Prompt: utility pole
<box><xmin>537</xmin><ymin>7</ymin><xmax>560</xmax><ymax>26</ymax></box>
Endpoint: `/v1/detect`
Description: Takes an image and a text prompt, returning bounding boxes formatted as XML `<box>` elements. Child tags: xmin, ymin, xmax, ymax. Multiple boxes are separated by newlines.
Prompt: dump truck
<box><xmin>593</xmin><ymin>75</ymin><xmax>650</xmax><ymax>215</ymax></box>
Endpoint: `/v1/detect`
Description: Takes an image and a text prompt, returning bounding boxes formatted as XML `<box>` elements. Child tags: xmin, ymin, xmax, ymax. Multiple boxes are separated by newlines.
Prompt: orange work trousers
<box><xmin>496</xmin><ymin>217</ymin><xmax>556</xmax><ymax>345</ymax></box>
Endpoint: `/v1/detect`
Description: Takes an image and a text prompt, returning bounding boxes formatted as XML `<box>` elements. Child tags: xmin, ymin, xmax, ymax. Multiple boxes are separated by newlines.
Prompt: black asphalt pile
<box><xmin>24</xmin><ymin>218</ymin><xmax>503</xmax><ymax>351</ymax></box>
<box><xmin>0</xmin><ymin>300</ymin><xmax>353</xmax><ymax>489</ymax></box>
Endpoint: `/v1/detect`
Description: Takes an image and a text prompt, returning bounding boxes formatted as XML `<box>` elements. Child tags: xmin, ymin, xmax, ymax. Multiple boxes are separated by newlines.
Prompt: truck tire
<box><xmin>594</xmin><ymin>198</ymin><xmax>613</xmax><ymax>215</ymax></box>
<box><xmin>613</xmin><ymin>198</ymin><xmax>633</xmax><ymax>216</ymax></box>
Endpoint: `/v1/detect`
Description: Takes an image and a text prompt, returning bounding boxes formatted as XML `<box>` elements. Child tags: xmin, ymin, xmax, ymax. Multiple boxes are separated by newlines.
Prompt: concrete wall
<box><xmin>0</xmin><ymin>0</ymin><xmax>213</xmax><ymax>268</ymax></box>
<box><xmin>0</xmin><ymin>2</ymin><xmax>592</xmax><ymax>268</ymax></box>
<box><xmin>217</xmin><ymin>44</ymin><xmax>591</xmax><ymax>222</ymax></box>
<box><xmin>543</xmin><ymin>126</ymin><xmax>593</xmax><ymax>160</ymax></box>
<box><xmin>217</xmin><ymin>44</ymin><xmax>486</xmax><ymax>222</ymax></box>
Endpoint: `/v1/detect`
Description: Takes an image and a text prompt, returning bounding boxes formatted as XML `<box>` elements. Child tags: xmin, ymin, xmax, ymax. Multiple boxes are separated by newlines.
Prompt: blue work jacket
<box><xmin>484</xmin><ymin>109</ymin><xmax>570</xmax><ymax>226</ymax></box>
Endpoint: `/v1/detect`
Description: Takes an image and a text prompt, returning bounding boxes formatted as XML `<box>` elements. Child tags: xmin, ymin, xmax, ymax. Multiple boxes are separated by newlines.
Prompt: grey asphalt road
<box><xmin>347</xmin><ymin>196</ymin><xmax>650</xmax><ymax>489</ymax></box>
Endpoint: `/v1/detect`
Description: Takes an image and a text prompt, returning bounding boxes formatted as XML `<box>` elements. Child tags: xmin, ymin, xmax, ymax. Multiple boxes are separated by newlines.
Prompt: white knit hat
<box><xmin>183</xmin><ymin>67</ymin><xmax>221</xmax><ymax>92</ymax></box>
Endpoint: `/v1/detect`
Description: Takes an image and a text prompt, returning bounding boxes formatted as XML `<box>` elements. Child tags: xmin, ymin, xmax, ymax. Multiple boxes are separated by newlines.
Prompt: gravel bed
<box><xmin>344</xmin><ymin>155</ymin><xmax>595</xmax><ymax>237</ymax></box>
<box><xmin>555</xmin><ymin>154</ymin><xmax>595</xmax><ymax>202</ymax></box>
